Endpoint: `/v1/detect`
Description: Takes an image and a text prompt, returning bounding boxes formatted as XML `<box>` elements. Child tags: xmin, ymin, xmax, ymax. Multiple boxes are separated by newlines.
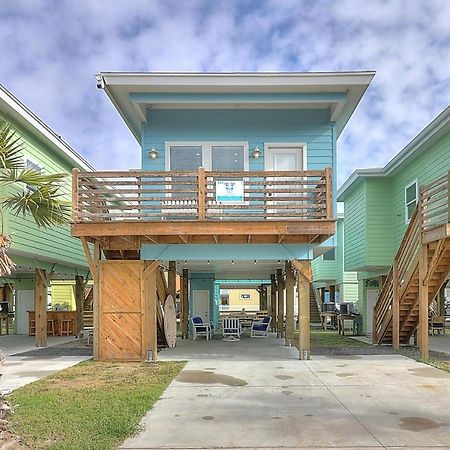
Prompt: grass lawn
<box><xmin>8</xmin><ymin>360</ymin><xmax>185</xmax><ymax>450</ymax></box>
<box><xmin>293</xmin><ymin>329</ymin><xmax>369</xmax><ymax>348</ymax></box>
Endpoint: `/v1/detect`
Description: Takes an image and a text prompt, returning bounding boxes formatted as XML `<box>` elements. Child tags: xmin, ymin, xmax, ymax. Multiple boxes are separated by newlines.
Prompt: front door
<box><xmin>366</xmin><ymin>289</ymin><xmax>379</xmax><ymax>335</ymax></box>
<box><xmin>192</xmin><ymin>290</ymin><xmax>210</xmax><ymax>323</ymax></box>
<box><xmin>264</xmin><ymin>145</ymin><xmax>304</xmax><ymax>171</ymax></box>
<box><xmin>17</xmin><ymin>290</ymin><xmax>34</xmax><ymax>335</ymax></box>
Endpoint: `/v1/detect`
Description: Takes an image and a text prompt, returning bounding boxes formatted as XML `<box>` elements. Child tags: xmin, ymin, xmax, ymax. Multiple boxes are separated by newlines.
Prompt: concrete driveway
<box><xmin>121</xmin><ymin>337</ymin><xmax>450</xmax><ymax>449</ymax></box>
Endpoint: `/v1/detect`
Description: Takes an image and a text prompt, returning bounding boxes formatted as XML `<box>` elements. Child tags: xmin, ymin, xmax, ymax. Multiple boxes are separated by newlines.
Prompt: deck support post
<box><xmin>392</xmin><ymin>259</ymin><xmax>400</xmax><ymax>351</ymax></box>
<box><xmin>75</xmin><ymin>275</ymin><xmax>85</xmax><ymax>336</ymax></box>
<box><xmin>285</xmin><ymin>261</ymin><xmax>295</xmax><ymax>346</ymax></box>
<box><xmin>270</xmin><ymin>274</ymin><xmax>277</xmax><ymax>332</ymax></box>
<box><xmin>181</xmin><ymin>269</ymin><xmax>189</xmax><ymax>339</ymax></box>
<box><xmin>168</xmin><ymin>261</ymin><xmax>177</xmax><ymax>300</ymax></box>
<box><xmin>277</xmin><ymin>268</ymin><xmax>285</xmax><ymax>338</ymax></box>
<box><xmin>296</xmin><ymin>261</ymin><xmax>311</xmax><ymax>360</ymax></box>
<box><xmin>35</xmin><ymin>269</ymin><xmax>47</xmax><ymax>347</ymax></box>
<box><xmin>143</xmin><ymin>261</ymin><xmax>158</xmax><ymax>361</ymax></box>
<box><xmin>418</xmin><ymin>242</ymin><xmax>429</xmax><ymax>359</ymax></box>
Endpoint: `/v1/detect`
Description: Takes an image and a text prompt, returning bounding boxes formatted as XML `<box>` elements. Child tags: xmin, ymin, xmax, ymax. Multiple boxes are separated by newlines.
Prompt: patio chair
<box><xmin>222</xmin><ymin>317</ymin><xmax>241</xmax><ymax>339</ymax></box>
<box><xmin>251</xmin><ymin>316</ymin><xmax>271</xmax><ymax>337</ymax></box>
<box><xmin>429</xmin><ymin>316</ymin><xmax>446</xmax><ymax>335</ymax></box>
<box><xmin>191</xmin><ymin>316</ymin><xmax>213</xmax><ymax>340</ymax></box>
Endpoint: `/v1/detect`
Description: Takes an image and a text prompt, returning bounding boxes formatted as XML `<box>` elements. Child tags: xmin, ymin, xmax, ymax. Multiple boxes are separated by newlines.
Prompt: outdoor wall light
<box><xmin>252</xmin><ymin>147</ymin><xmax>262</xmax><ymax>158</ymax></box>
<box><xmin>148</xmin><ymin>147</ymin><xmax>159</xmax><ymax>159</ymax></box>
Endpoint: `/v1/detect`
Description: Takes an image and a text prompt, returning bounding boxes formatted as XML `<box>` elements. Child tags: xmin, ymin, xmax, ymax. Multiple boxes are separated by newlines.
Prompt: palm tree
<box><xmin>0</xmin><ymin>119</ymin><xmax>70</xmax><ymax>275</ymax></box>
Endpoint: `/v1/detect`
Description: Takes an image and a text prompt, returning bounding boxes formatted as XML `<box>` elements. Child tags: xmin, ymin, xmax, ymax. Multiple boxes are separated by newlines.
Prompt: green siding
<box><xmin>0</xmin><ymin>113</ymin><xmax>88</xmax><ymax>270</ymax></box>
<box><xmin>343</xmin><ymin>184</ymin><xmax>366</xmax><ymax>271</ymax></box>
<box><xmin>365</xmin><ymin>178</ymin><xmax>393</xmax><ymax>267</ymax></box>
<box><xmin>390</xmin><ymin>131</ymin><xmax>450</xmax><ymax>251</ymax></box>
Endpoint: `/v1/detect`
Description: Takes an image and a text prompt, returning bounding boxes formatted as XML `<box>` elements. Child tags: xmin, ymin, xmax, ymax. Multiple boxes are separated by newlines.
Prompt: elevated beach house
<box><xmin>0</xmin><ymin>84</ymin><xmax>93</xmax><ymax>344</ymax></box>
<box><xmin>72</xmin><ymin>72</ymin><xmax>374</xmax><ymax>361</ymax></box>
<box><xmin>338</xmin><ymin>106</ymin><xmax>450</xmax><ymax>357</ymax></box>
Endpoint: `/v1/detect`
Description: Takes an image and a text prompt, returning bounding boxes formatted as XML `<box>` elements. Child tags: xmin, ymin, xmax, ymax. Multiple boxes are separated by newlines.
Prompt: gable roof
<box><xmin>0</xmin><ymin>84</ymin><xmax>94</xmax><ymax>171</ymax></box>
<box><xmin>96</xmin><ymin>71</ymin><xmax>375</xmax><ymax>141</ymax></box>
<box><xmin>338</xmin><ymin>106</ymin><xmax>450</xmax><ymax>201</ymax></box>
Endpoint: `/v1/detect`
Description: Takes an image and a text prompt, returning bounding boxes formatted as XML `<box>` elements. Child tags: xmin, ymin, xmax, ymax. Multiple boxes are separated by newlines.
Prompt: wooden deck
<box><xmin>71</xmin><ymin>167</ymin><xmax>335</xmax><ymax>247</ymax></box>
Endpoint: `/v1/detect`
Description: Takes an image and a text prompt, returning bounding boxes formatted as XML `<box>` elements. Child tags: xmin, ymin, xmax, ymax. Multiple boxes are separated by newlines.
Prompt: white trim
<box><xmin>404</xmin><ymin>178</ymin><xmax>419</xmax><ymax>224</ymax></box>
<box><xmin>164</xmin><ymin>141</ymin><xmax>249</xmax><ymax>171</ymax></box>
<box><xmin>263</xmin><ymin>142</ymin><xmax>307</xmax><ymax>171</ymax></box>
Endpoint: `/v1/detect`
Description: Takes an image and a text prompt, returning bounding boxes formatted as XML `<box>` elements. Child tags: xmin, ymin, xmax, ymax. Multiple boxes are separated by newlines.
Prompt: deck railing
<box><xmin>72</xmin><ymin>167</ymin><xmax>333</xmax><ymax>223</ymax></box>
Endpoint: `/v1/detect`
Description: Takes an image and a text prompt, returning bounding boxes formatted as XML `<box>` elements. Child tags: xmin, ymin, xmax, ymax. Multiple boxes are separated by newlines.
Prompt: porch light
<box><xmin>148</xmin><ymin>147</ymin><xmax>159</xmax><ymax>159</ymax></box>
<box><xmin>252</xmin><ymin>147</ymin><xmax>262</xmax><ymax>159</ymax></box>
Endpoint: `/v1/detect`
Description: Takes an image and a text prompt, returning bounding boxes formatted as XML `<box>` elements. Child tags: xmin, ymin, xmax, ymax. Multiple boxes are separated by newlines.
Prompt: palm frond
<box><xmin>0</xmin><ymin>168</ymin><xmax>66</xmax><ymax>186</ymax></box>
<box><xmin>2</xmin><ymin>183</ymin><xmax>71</xmax><ymax>227</ymax></box>
<box><xmin>0</xmin><ymin>120</ymin><xmax>25</xmax><ymax>170</ymax></box>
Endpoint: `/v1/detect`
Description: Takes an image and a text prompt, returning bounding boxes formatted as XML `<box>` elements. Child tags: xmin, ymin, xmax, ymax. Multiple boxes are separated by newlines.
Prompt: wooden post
<box><xmin>418</xmin><ymin>241</ymin><xmax>429</xmax><ymax>359</ymax></box>
<box><xmin>438</xmin><ymin>286</ymin><xmax>446</xmax><ymax>316</ymax></box>
<box><xmin>285</xmin><ymin>262</ymin><xmax>295</xmax><ymax>346</ymax></box>
<box><xmin>75</xmin><ymin>275</ymin><xmax>84</xmax><ymax>335</ymax></box>
<box><xmin>277</xmin><ymin>268</ymin><xmax>285</xmax><ymax>338</ymax></box>
<box><xmin>270</xmin><ymin>274</ymin><xmax>277</xmax><ymax>332</ymax></box>
<box><xmin>392</xmin><ymin>259</ymin><xmax>400</xmax><ymax>351</ymax></box>
<box><xmin>298</xmin><ymin>261</ymin><xmax>311</xmax><ymax>360</ymax></box>
<box><xmin>35</xmin><ymin>269</ymin><xmax>47</xmax><ymax>347</ymax></box>
<box><xmin>92</xmin><ymin>243</ymin><xmax>101</xmax><ymax>360</ymax></box>
<box><xmin>325</xmin><ymin>167</ymin><xmax>333</xmax><ymax>219</ymax></box>
<box><xmin>329</xmin><ymin>285</ymin><xmax>336</xmax><ymax>303</ymax></box>
<box><xmin>143</xmin><ymin>262</ymin><xmax>158</xmax><ymax>361</ymax></box>
<box><xmin>198</xmin><ymin>166</ymin><xmax>206</xmax><ymax>221</ymax></box>
<box><xmin>261</xmin><ymin>285</ymin><xmax>268</xmax><ymax>311</ymax></box>
<box><xmin>72</xmin><ymin>168</ymin><xmax>79</xmax><ymax>223</ymax></box>
<box><xmin>168</xmin><ymin>261</ymin><xmax>177</xmax><ymax>300</ymax></box>
<box><xmin>181</xmin><ymin>269</ymin><xmax>189</xmax><ymax>339</ymax></box>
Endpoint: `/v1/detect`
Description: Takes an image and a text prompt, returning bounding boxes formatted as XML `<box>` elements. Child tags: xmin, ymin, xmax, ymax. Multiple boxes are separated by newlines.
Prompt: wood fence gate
<box><xmin>96</xmin><ymin>260</ymin><xmax>158</xmax><ymax>361</ymax></box>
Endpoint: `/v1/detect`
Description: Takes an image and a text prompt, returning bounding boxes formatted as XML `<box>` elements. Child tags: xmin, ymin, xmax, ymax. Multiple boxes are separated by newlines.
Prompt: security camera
<box><xmin>95</xmin><ymin>74</ymin><xmax>104</xmax><ymax>89</ymax></box>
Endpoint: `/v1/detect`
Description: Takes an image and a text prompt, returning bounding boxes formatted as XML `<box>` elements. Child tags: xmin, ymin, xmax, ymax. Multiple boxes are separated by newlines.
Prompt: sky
<box><xmin>0</xmin><ymin>0</ymin><xmax>449</xmax><ymax>186</ymax></box>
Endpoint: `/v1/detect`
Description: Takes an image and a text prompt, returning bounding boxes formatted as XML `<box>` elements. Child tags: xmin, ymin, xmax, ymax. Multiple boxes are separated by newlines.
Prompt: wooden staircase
<box><xmin>373</xmin><ymin>172</ymin><xmax>450</xmax><ymax>347</ymax></box>
<box><xmin>310</xmin><ymin>286</ymin><xmax>322</xmax><ymax>324</ymax></box>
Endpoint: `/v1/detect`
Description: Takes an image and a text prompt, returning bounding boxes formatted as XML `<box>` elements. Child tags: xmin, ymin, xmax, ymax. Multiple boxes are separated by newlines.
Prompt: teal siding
<box><xmin>142</xmin><ymin>109</ymin><xmax>333</xmax><ymax>172</ymax></box>
<box><xmin>343</xmin><ymin>184</ymin><xmax>366</xmax><ymax>271</ymax></box>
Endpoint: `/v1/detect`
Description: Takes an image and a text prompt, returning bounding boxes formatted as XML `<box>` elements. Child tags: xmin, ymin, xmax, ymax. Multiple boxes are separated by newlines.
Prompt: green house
<box><xmin>312</xmin><ymin>215</ymin><xmax>358</xmax><ymax>305</ymax></box>
<box><xmin>337</xmin><ymin>107</ymin><xmax>450</xmax><ymax>334</ymax></box>
<box><xmin>0</xmin><ymin>84</ymin><xmax>93</xmax><ymax>335</ymax></box>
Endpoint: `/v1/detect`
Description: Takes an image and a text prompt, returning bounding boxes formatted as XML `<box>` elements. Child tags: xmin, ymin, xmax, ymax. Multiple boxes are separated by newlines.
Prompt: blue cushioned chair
<box><xmin>251</xmin><ymin>316</ymin><xmax>271</xmax><ymax>337</ymax></box>
<box><xmin>191</xmin><ymin>316</ymin><xmax>214</xmax><ymax>340</ymax></box>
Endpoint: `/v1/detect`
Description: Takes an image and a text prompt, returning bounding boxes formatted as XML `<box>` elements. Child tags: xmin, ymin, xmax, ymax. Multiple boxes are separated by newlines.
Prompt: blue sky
<box><xmin>1</xmin><ymin>0</ymin><xmax>449</xmax><ymax>186</ymax></box>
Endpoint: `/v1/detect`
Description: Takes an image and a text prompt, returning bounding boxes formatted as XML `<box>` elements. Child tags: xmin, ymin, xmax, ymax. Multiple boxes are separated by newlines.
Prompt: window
<box><xmin>404</xmin><ymin>179</ymin><xmax>418</xmax><ymax>223</ymax></box>
<box><xmin>220</xmin><ymin>294</ymin><xmax>229</xmax><ymax>306</ymax></box>
<box><xmin>24</xmin><ymin>158</ymin><xmax>43</xmax><ymax>192</ymax></box>
<box><xmin>166</xmin><ymin>142</ymin><xmax>248</xmax><ymax>171</ymax></box>
<box><xmin>323</xmin><ymin>248</ymin><xmax>336</xmax><ymax>261</ymax></box>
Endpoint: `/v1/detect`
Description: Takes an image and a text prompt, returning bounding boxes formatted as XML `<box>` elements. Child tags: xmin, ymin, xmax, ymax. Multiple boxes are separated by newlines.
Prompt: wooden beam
<box><xmin>329</xmin><ymin>285</ymin><xmax>336</xmax><ymax>303</ymax></box>
<box><xmin>72</xmin><ymin>168</ymin><xmax>79</xmax><ymax>222</ymax></box>
<box><xmin>297</xmin><ymin>261</ymin><xmax>311</xmax><ymax>360</ymax></box>
<box><xmin>75</xmin><ymin>275</ymin><xmax>84</xmax><ymax>335</ymax></box>
<box><xmin>181</xmin><ymin>269</ymin><xmax>189</xmax><ymax>339</ymax></box>
<box><xmin>392</xmin><ymin>259</ymin><xmax>400</xmax><ymax>351</ymax></box>
<box><xmin>92</xmin><ymin>243</ymin><xmax>101</xmax><ymax>361</ymax></box>
<box><xmin>168</xmin><ymin>261</ymin><xmax>177</xmax><ymax>301</ymax></box>
<box><xmin>424</xmin><ymin>239</ymin><xmax>446</xmax><ymax>285</ymax></box>
<box><xmin>418</xmin><ymin>242</ymin><xmax>429</xmax><ymax>359</ymax></box>
<box><xmin>270</xmin><ymin>274</ymin><xmax>277</xmax><ymax>332</ymax></box>
<box><xmin>291</xmin><ymin>260</ymin><xmax>312</xmax><ymax>283</ymax></box>
<box><xmin>277</xmin><ymin>268</ymin><xmax>285</xmax><ymax>338</ymax></box>
<box><xmin>278</xmin><ymin>234</ymin><xmax>285</xmax><ymax>244</ymax></box>
<box><xmin>35</xmin><ymin>269</ymin><xmax>47</xmax><ymax>347</ymax></box>
<box><xmin>144</xmin><ymin>235</ymin><xmax>158</xmax><ymax>244</ymax></box>
<box><xmin>72</xmin><ymin>219</ymin><xmax>336</xmax><ymax>238</ymax></box>
<box><xmin>143</xmin><ymin>261</ymin><xmax>157</xmax><ymax>361</ymax></box>
<box><xmin>80</xmin><ymin>237</ymin><xmax>95</xmax><ymax>274</ymax></box>
<box><xmin>285</xmin><ymin>261</ymin><xmax>295</xmax><ymax>346</ymax></box>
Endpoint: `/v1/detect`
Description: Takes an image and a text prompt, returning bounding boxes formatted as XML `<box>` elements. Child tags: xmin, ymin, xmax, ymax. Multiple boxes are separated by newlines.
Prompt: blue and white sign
<box><xmin>216</xmin><ymin>180</ymin><xmax>244</xmax><ymax>203</ymax></box>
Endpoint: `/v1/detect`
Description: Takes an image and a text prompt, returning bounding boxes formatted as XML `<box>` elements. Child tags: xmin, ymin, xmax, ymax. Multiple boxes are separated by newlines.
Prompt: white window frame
<box><xmin>23</xmin><ymin>155</ymin><xmax>44</xmax><ymax>192</ymax></box>
<box><xmin>404</xmin><ymin>178</ymin><xmax>418</xmax><ymax>224</ymax></box>
<box><xmin>164</xmin><ymin>141</ymin><xmax>249</xmax><ymax>171</ymax></box>
<box><xmin>263</xmin><ymin>142</ymin><xmax>308</xmax><ymax>171</ymax></box>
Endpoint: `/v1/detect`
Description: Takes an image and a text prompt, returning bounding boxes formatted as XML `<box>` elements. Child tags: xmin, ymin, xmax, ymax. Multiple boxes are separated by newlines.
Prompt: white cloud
<box><xmin>0</xmin><ymin>0</ymin><xmax>449</xmax><ymax>185</ymax></box>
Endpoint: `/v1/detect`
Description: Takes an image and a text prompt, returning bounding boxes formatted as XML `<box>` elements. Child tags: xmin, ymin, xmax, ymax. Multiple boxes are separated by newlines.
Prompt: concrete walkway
<box><xmin>121</xmin><ymin>336</ymin><xmax>450</xmax><ymax>449</ymax></box>
<box><xmin>0</xmin><ymin>335</ymin><xmax>91</xmax><ymax>393</ymax></box>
